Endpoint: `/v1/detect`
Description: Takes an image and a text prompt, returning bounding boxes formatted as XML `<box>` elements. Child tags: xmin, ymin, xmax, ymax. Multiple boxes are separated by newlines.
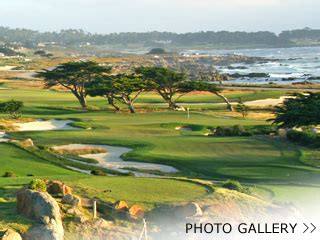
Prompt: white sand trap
<box><xmin>0</xmin><ymin>132</ymin><xmax>9</xmax><ymax>142</ymax></box>
<box><xmin>0</xmin><ymin>66</ymin><xmax>16</xmax><ymax>71</ymax></box>
<box><xmin>52</xmin><ymin>144</ymin><xmax>178</xmax><ymax>175</ymax></box>
<box><xmin>244</xmin><ymin>96</ymin><xmax>294</xmax><ymax>107</ymax></box>
<box><xmin>13</xmin><ymin>119</ymin><xmax>77</xmax><ymax>132</ymax></box>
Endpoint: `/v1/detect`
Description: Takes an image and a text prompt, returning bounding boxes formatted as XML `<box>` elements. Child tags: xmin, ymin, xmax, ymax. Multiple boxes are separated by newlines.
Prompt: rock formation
<box><xmin>16</xmin><ymin>188</ymin><xmax>64</xmax><ymax>240</ymax></box>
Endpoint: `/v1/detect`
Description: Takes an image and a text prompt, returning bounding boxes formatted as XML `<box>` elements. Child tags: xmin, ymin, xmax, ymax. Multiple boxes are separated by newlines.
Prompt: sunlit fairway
<box><xmin>0</xmin><ymin>143</ymin><xmax>74</xmax><ymax>176</ymax></box>
<box><xmin>1</xmin><ymin>85</ymin><xmax>320</xmax><ymax>218</ymax></box>
<box><xmin>0</xmin><ymin>85</ymin><xmax>288</xmax><ymax>109</ymax></box>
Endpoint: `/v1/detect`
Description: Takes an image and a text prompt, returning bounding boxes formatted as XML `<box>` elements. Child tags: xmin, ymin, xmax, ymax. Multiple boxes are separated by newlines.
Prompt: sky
<box><xmin>0</xmin><ymin>0</ymin><xmax>319</xmax><ymax>34</ymax></box>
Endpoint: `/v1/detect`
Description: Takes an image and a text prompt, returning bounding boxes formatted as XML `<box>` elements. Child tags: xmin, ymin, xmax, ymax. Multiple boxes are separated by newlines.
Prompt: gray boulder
<box><xmin>61</xmin><ymin>194</ymin><xmax>82</xmax><ymax>207</ymax></box>
<box><xmin>16</xmin><ymin>188</ymin><xmax>64</xmax><ymax>240</ymax></box>
<box><xmin>174</xmin><ymin>202</ymin><xmax>203</xmax><ymax>219</ymax></box>
<box><xmin>17</xmin><ymin>189</ymin><xmax>61</xmax><ymax>223</ymax></box>
<box><xmin>24</xmin><ymin>219</ymin><xmax>64</xmax><ymax>240</ymax></box>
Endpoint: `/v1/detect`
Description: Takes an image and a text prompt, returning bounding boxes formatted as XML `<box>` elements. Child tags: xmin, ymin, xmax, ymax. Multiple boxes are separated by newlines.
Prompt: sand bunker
<box><xmin>244</xmin><ymin>96</ymin><xmax>293</xmax><ymax>107</ymax></box>
<box><xmin>13</xmin><ymin>119</ymin><xmax>77</xmax><ymax>131</ymax></box>
<box><xmin>0</xmin><ymin>132</ymin><xmax>9</xmax><ymax>142</ymax></box>
<box><xmin>0</xmin><ymin>66</ymin><xmax>16</xmax><ymax>71</ymax></box>
<box><xmin>52</xmin><ymin>144</ymin><xmax>178</xmax><ymax>176</ymax></box>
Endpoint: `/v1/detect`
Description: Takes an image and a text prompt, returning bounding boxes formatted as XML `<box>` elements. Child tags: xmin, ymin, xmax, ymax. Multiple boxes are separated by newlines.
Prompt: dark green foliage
<box><xmin>180</xmin><ymin>81</ymin><xmax>233</xmax><ymax>111</ymax></box>
<box><xmin>287</xmin><ymin>130</ymin><xmax>320</xmax><ymax>148</ymax></box>
<box><xmin>29</xmin><ymin>179</ymin><xmax>47</xmax><ymax>192</ymax></box>
<box><xmin>91</xmin><ymin>170</ymin><xmax>107</xmax><ymax>176</ymax></box>
<box><xmin>87</xmin><ymin>74</ymin><xmax>154</xmax><ymax>113</ymax></box>
<box><xmin>0</xmin><ymin>26</ymin><xmax>295</xmax><ymax>47</ymax></box>
<box><xmin>36</xmin><ymin>61</ymin><xmax>111</xmax><ymax>108</ymax></box>
<box><xmin>235</xmin><ymin>98</ymin><xmax>249</xmax><ymax>118</ymax></box>
<box><xmin>222</xmin><ymin>180</ymin><xmax>251</xmax><ymax>194</ymax></box>
<box><xmin>212</xmin><ymin>125</ymin><xmax>276</xmax><ymax>137</ymax></box>
<box><xmin>34</xmin><ymin>49</ymin><xmax>46</xmax><ymax>55</ymax></box>
<box><xmin>2</xmin><ymin>171</ymin><xmax>16</xmax><ymax>178</ymax></box>
<box><xmin>213</xmin><ymin>125</ymin><xmax>252</xmax><ymax>137</ymax></box>
<box><xmin>135</xmin><ymin>67</ymin><xmax>188</xmax><ymax>110</ymax></box>
<box><xmin>0</xmin><ymin>100</ymin><xmax>24</xmax><ymax>118</ymax></box>
<box><xmin>0</xmin><ymin>46</ymin><xmax>24</xmax><ymax>56</ymax></box>
<box><xmin>147</xmin><ymin>48</ymin><xmax>167</xmax><ymax>54</ymax></box>
<box><xmin>271</xmin><ymin>92</ymin><xmax>320</xmax><ymax>128</ymax></box>
<box><xmin>34</xmin><ymin>50</ymin><xmax>54</xmax><ymax>58</ymax></box>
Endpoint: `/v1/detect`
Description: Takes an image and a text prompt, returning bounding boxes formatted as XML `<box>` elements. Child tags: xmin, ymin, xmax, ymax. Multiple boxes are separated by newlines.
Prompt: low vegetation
<box><xmin>51</xmin><ymin>147</ymin><xmax>107</xmax><ymax>156</ymax></box>
<box><xmin>29</xmin><ymin>179</ymin><xmax>47</xmax><ymax>192</ymax></box>
<box><xmin>222</xmin><ymin>180</ymin><xmax>251</xmax><ymax>194</ymax></box>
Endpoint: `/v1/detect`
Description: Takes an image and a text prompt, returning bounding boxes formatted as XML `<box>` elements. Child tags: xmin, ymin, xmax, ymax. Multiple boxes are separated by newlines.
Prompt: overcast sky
<box><xmin>0</xmin><ymin>0</ymin><xmax>319</xmax><ymax>34</ymax></box>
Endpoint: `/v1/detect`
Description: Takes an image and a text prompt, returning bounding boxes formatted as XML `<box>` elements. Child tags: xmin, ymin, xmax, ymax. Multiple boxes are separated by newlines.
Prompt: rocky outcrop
<box><xmin>229</xmin><ymin>72</ymin><xmax>270</xmax><ymax>78</ymax></box>
<box><xmin>174</xmin><ymin>202</ymin><xmax>203</xmax><ymax>219</ymax></box>
<box><xmin>129</xmin><ymin>204</ymin><xmax>145</xmax><ymax>219</ymax></box>
<box><xmin>0</xmin><ymin>229</ymin><xmax>22</xmax><ymax>240</ymax></box>
<box><xmin>114</xmin><ymin>200</ymin><xmax>129</xmax><ymax>212</ymax></box>
<box><xmin>24</xmin><ymin>219</ymin><xmax>64</xmax><ymax>240</ymax></box>
<box><xmin>47</xmin><ymin>181</ymin><xmax>72</xmax><ymax>196</ymax></box>
<box><xmin>17</xmin><ymin>188</ymin><xmax>61</xmax><ymax>222</ymax></box>
<box><xmin>16</xmin><ymin>188</ymin><xmax>64</xmax><ymax>240</ymax></box>
<box><xmin>61</xmin><ymin>194</ymin><xmax>82</xmax><ymax>207</ymax></box>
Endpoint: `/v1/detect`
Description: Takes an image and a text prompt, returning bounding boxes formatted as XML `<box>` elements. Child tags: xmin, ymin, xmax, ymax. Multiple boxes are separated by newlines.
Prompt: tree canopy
<box><xmin>87</xmin><ymin>74</ymin><xmax>153</xmax><ymax>113</ymax></box>
<box><xmin>0</xmin><ymin>100</ymin><xmax>24</xmax><ymax>119</ymax></box>
<box><xmin>36</xmin><ymin>61</ymin><xmax>111</xmax><ymax>108</ymax></box>
<box><xmin>135</xmin><ymin>67</ymin><xmax>188</xmax><ymax>110</ymax></box>
<box><xmin>271</xmin><ymin>92</ymin><xmax>320</xmax><ymax>128</ymax></box>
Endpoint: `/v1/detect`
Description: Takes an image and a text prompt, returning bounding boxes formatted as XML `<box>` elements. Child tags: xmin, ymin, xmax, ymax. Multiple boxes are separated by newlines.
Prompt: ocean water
<box><xmin>184</xmin><ymin>47</ymin><xmax>320</xmax><ymax>85</ymax></box>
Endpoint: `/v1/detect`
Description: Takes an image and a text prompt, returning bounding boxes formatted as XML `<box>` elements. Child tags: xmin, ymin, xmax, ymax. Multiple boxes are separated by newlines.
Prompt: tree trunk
<box><xmin>73</xmin><ymin>91</ymin><xmax>87</xmax><ymax>108</ymax></box>
<box><xmin>121</xmin><ymin>96</ymin><xmax>136</xmax><ymax>113</ymax></box>
<box><xmin>214</xmin><ymin>92</ymin><xmax>234</xmax><ymax>112</ymax></box>
<box><xmin>107</xmin><ymin>96</ymin><xmax>121</xmax><ymax>111</ymax></box>
<box><xmin>78</xmin><ymin>95</ymin><xmax>87</xmax><ymax>108</ymax></box>
<box><xmin>128</xmin><ymin>103</ymin><xmax>135</xmax><ymax>113</ymax></box>
<box><xmin>168</xmin><ymin>101</ymin><xmax>178</xmax><ymax>110</ymax></box>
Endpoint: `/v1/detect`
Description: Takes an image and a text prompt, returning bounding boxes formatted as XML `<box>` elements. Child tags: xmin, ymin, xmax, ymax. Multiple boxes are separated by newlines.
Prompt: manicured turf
<box><xmin>7</xmin><ymin>109</ymin><xmax>320</xmax><ymax>184</ymax></box>
<box><xmin>0</xmin><ymin>143</ymin><xmax>74</xmax><ymax>177</ymax></box>
<box><xmin>1</xmin><ymin>86</ymin><xmax>320</xmax><ymax>216</ymax></box>
<box><xmin>63</xmin><ymin>176</ymin><xmax>208</xmax><ymax>208</ymax></box>
<box><xmin>0</xmin><ymin>87</ymin><xmax>288</xmax><ymax>110</ymax></box>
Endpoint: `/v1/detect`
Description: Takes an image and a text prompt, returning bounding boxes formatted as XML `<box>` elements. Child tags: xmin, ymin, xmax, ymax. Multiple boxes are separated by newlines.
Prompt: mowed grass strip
<box><xmin>0</xmin><ymin>143</ymin><xmax>75</xmax><ymax>177</ymax></box>
<box><xmin>63</xmin><ymin>176</ymin><xmax>209</xmax><ymax>209</ymax></box>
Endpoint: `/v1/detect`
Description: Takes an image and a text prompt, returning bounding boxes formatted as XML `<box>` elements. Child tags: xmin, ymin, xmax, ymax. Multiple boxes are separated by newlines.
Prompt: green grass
<box><xmin>0</xmin><ymin>87</ymin><xmax>288</xmax><ymax>111</ymax></box>
<box><xmin>0</xmin><ymin>86</ymin><xmax>320</xmax><ymax>226</ymax></box>
<box><xmin>0</xmin><ymin>143</ymin><xmax>74</xmax><ymax>177</ymax></box>
<box><xmin>253</xmin><ymin>183</ymin><xmax>320</xmax><ymax>216</ymax></box>
<box><xmin>0</xmin><ymin>175</ymin><xmax>208</xmax><ymax>231</ymax></box>
<box><xmin>7</xmin><ymin>110</ymin><xmax>320</xmax><ymax>184</ymax></box>
<box><xmin>64</xmin><ymin>176</ymin><xmax>209</xmax><ymax>209</ymax></box>
<box><xmin>300</xmin><ymin>149</ymin><xmax>320</xmax><ymax>168</ymax></box>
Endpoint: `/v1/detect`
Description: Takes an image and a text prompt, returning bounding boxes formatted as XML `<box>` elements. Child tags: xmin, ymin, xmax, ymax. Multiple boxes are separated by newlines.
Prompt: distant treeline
<box><xmin>0</xmin><ymin>27</ymin><xmax>319</xmax><ymax>48</ymax></box>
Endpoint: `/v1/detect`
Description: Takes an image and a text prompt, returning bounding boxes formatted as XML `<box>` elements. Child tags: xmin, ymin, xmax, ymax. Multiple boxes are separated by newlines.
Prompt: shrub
<box><xmin>251</xmin><ymin>125</ymin><xmax>276</xmax><ymax>135</ymax></box>
<box><xmin>147</xmin><ymin>48</ymin><xmax>167</xmax><ymax>55</ymax></box>
<box><xmin>52</xmin><ymin>147</ymin><xmax>107</xmax><ymax>156</ymax></box>
<box><xmin>222</xmin><ymin>180</ymin><xmax>251</xmax><ymax>194</ymax></box>
<box><xmin>29</xmin><ymin>179</ymin><xmax>47</xmax><ymax>192</ymax></box>
<box><xmin>214</xmin><ymin>125</ymin><xmax>252</xmax><ymax>137</ymax></box>
<box><xmin>212</xmin><ymin>125</ymin><xmax>276</xmax><ymax>137</ymax></box>
<box><xmin>287</xmin><ymin>130</ymin><xmax>320</xmax><ymax>147</ymax></box>
<box><xmin>2</xmin><ymin>171</ymin><xmax>16</xmax><ymax>178</ymax></box>
<box><xmin>0</xmin><ymin>100</ymin><xmax>24</xmax><ymax>119</ymax></box>
<box><xmin>91</xmin><ymin>170</ymin><xmax>107</xmax><ymax>176</ymax></box>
